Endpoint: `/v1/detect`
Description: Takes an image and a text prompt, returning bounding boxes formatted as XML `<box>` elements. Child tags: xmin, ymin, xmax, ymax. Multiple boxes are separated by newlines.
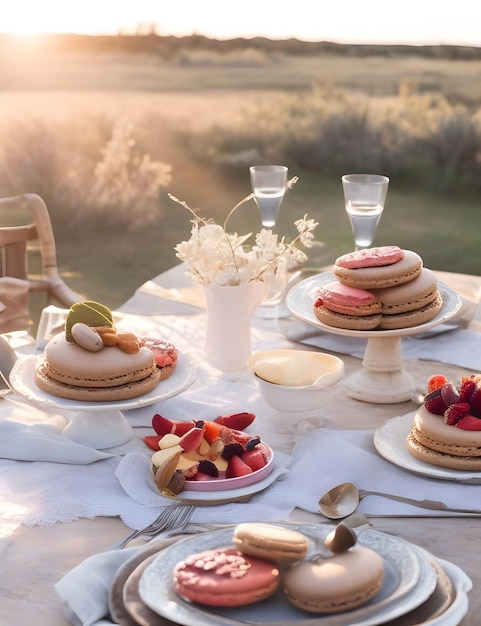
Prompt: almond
<box><xmin>117</xmin><ymin>331</ymin><xmax>140</xmax><ymax>354</ymax></box>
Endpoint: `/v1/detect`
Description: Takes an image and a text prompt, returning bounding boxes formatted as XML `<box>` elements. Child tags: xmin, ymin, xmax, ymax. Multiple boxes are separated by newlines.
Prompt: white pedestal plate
<box><xmin>286</xmin><ymin>272</ymin><xmax>462</xmax><ymax>404</ymax></box>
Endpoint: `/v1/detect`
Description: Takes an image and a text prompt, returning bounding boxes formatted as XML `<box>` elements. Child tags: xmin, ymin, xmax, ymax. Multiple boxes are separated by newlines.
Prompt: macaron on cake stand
<box><xmin>286</xmin><ymin>272</ymin><xmax>463</xmax><ymax>404</ymax></box>
<box><xmin>8</xmin><ymin>353</ymin><xmax>197</xmax><ymax>449</ymax></box>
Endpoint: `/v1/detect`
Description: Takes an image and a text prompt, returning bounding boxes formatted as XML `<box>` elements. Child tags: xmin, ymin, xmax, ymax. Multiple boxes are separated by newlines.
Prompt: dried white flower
<box><xmin>170</xmin><ymin>181</ymin><xmax>318</xmax><ymax>286</ymax></box>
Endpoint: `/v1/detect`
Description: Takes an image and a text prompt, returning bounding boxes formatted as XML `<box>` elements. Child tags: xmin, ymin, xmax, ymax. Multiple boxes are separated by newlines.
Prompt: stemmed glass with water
<box><xmin>249</xmin><ymin>165</ymin><xmax>289</xmax><ymax>318</ymax></box>
<box><xmin>250</xmin><ymin>165</ymin><xmax>288</xmax><ymax>228</ymax></box>
<box><xmin>342</xmin><ymin>174</ymin><xmax>389</xmax><ymax>250</ymax></box>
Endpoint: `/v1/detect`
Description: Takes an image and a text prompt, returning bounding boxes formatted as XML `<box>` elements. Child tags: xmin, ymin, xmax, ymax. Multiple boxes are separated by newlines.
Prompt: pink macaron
<box><xmin>314</xmin><ymin>281</ymin><xmax>382</xmax><ymax>330</ymax></box>
<box><xmin>335</xmin><ymin>246</ymin><xmax>404</xmax><ymax>269</ymax></box>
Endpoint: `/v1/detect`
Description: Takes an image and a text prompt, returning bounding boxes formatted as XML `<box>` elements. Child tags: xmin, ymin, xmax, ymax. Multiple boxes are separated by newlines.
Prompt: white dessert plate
<box><xmin>182</xmin><ymin>444</ymin><xmax>275</xmax><ymax>492</ymax></box>
<box><xmin>9</xmin><ymin>351</ymin><xmax>197</xmax><ymax>412</ymax></box>
<box><xmin>286</xmin><ymin>272</ymin><xmax>462</xmax><ymax>338</ymax></box>
<box><xmin>374</xmin><ymin>413</ymin><xmax>481</xmax><ymax>484</ymax></box>
<box><xmin>149</xmin><ymin>463</ymin><xmax>286</xmax><ymax>505</ymax></box>
<box><xmin>138</xmin><ymin>523</ymin><xmax>437</xmax><ymax>626</ymax></box>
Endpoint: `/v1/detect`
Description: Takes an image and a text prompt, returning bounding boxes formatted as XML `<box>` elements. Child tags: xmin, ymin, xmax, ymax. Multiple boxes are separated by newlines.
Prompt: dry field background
<box><xmin>1</xmin><ymin>36</ymin><xmax>481</xmax><ymax>312</ymax></box>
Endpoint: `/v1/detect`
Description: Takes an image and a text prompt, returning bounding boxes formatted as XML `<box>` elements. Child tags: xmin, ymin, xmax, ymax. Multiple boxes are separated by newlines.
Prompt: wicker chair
<box><xmin>0</xmin><ymin>193</ymin><xmax>85</xmax><ymax>334</ymax></box>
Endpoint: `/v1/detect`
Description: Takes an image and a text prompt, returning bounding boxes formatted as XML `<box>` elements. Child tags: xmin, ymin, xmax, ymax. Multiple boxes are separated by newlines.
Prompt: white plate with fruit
<box><xmin>144</xmin><ymin>412</ymin><xmax>282</xmax><ymax>502</ymax></box>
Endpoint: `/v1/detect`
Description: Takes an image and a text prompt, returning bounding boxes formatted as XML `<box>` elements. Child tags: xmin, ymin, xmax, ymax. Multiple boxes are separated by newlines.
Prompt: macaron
<box><xmin>233</xmin><ymin>522</ymin><xmax>308</xmax><ymax>563</ymax></box>
<box><xmin>373</xmin><ymin>267</ymin><xmax>443</xmax><ymax>329</ymax></box>
<box><xmin>333</xmin><ymin>248</ymin><xmax>422</xmax><ymax>289</ymax></box>
<box><xmin>313</xmin><ymin>281</ymin><xmax>382</xmax><ymax>330</ymax></box>
<box><xmin>173</xmin><ymin>546</ymin><xmax>280</xmax><ymax>607</ymax></box>
<box><xmin>283</xmin><ymin>545</ymin><xmax>384</xmax><ymax>614</ymax></box>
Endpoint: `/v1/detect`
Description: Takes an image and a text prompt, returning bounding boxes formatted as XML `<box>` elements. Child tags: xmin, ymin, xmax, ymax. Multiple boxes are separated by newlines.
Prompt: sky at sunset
<box><xmin>1</xmin><ymin>0</ymin><xmax>480</xmax><ymax>46</ymax></box>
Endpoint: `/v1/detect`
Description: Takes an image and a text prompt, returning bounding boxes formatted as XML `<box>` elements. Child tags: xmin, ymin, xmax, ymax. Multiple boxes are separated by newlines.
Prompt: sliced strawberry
<box><xmin>144</xmin><ymin>435</ymin><xmax>162</xmax><ymax>450</ymax></box>
<box><xmin>173</xmin><ymin>421</ymin><xmax>196</xmax><ymax>436</ymax></box>
<box><xmin>152</xmin><ymin>414</ymin><xmax>175</xmax><ymax>436</ymax></box>
<box><xmin>455</xmin><ymin>415</ymin><xmax>481</xmax><ymax>430</ymax></box>
<box><xmin>427</xmin><ymin>374</ymin><xmax>448</xmax><ymax>394</ymax></box>
<box><xmin>241</xmin><ymin>449</ymin><xmax>267</xmax><ymax>471</ymax></box>
<box><xmin>424</xmin><ymin>389</ymin><xmax>448</xmax><ymax>415</ymax></box>
<box><xmin>225</xmin><ymin>455</ymin><xmax>253</xmax><ymax>478</ymax></box>
<box><xmin>178</xmin><ymin>427</ymin><xmax>204</xmax><ymax>452</ymax></box>
<box><xmin>444</xmin><ymin>402</ymin><xmax>471</xmax><ymax>425</ymax></box>
<box><xmin>192</xmin><ymin>471</ymin><xmax>216</xmax><ymax>482</ymax></box>
<box><xmin>202</xmin><ymin>421</ymin><xmax>223</xmax><ymax>444</ymax></box>
<box><xmin>214</xmin><ymin>412</ymin><xmax>256</xmax><ymax>431</ymax></box>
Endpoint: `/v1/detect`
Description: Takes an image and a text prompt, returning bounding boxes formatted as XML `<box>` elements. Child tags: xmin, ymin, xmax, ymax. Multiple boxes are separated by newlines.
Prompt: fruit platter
<box><xmin>143</xmin><ymin>412</ymin><xmax>275</xmax><ymax>494</ymax></box>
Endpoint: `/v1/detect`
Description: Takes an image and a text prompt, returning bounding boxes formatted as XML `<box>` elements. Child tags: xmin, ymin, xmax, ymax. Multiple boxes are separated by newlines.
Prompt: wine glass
<box><xmin>250</xmin><ymin>165</ymin><xmax>288</xmax><ymax>228</ymax></box>
<box><xmin>341</xmin><ymin>174</ymin><xmax>389</xmax><ymax>250</ymax></box>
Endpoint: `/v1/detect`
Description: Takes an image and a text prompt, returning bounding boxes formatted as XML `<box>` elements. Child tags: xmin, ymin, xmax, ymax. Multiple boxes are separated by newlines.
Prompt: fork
<box><xmin>108</xmin><ymin>502</ymin><xmax>196</xmax><ymax>550</ymax></box>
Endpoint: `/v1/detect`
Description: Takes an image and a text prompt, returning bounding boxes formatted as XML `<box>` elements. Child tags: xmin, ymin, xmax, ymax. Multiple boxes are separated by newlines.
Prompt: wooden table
<box><xmin>1</xmin><ymin>266</ymin><xmax>480</xmax><ymax>625</ymax></box>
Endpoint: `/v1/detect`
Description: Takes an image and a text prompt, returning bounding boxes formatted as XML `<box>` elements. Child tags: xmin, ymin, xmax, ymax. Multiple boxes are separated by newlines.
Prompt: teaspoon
<box><xmin>318</xmin><ymin>481</ymin><xmax>481</xmax><ymax>519</ymax></box>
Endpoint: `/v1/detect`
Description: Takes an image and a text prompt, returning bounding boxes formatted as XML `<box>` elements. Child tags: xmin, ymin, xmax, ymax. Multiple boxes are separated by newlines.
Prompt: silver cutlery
<box><xmin>107</xmin><ymin>502</ymin><xmax>195</xmax><ymax>550</ymax></box>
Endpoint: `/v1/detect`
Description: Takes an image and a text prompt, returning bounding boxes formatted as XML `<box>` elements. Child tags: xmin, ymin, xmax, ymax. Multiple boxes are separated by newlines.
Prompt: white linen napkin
<box><xmin>0</xmin><ymin>402</ymin><xmax>116</xmax><ymax>464</ymax></box>
<box><xmin>259</xmin><ymin>420</ymin><xmax>481</xmax><ymax>517</ymax></box>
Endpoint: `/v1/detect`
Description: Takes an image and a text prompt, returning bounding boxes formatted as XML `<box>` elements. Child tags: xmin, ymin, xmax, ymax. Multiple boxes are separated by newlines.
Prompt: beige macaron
<box><xmin>233</xmin><ymin>523</ymin><xmax>308</xmax><ymax>563</ymax></box>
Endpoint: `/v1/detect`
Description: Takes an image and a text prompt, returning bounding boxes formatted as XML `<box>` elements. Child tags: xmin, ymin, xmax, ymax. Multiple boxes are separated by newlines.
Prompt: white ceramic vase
<box><xmin>202</xmin><ymin>281</ymin><xmax>266</xmax><ymax>372</ymax></box>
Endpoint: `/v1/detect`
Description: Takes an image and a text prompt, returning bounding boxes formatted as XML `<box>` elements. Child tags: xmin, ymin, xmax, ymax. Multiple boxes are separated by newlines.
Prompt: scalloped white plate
<box><xmin>138</xmin><ymin>523</ymin><xmax>437</xmax><ymax>626</ymax></box>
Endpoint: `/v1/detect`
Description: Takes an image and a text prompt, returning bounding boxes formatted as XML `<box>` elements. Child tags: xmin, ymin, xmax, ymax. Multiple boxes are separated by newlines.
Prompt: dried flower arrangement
<box><xmin>170</xmin><ymin>177</ymin><xmax>318</xmax><ymax>287</ymax></box>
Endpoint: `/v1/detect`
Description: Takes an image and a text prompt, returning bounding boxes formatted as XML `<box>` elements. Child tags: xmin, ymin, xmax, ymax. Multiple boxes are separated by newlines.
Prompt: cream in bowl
<box><xmin>248</xmin><ymin>349</ymin><xmax>345</xmax><ymax>412</ymax></box>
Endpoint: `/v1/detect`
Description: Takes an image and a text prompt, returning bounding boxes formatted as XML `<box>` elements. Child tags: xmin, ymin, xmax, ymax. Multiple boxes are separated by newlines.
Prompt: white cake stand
<box><xmin>286</xmin><ymin>272</ymin><xmax>463</xmax><ymax>404</ymax></box>
<box><xmin>9</xmin><ymin>353</ymin><xmax>197</xmax><ymax>449</ymax></box>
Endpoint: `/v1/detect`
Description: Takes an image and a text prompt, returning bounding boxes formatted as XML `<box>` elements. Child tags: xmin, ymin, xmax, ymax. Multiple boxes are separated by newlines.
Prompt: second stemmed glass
<box><xmin>341</xmin><ymin>174</ymin><xmax>389</xmax><ymax>250</ymax></box>
<box><xmin>250</xmin><ymin>165</ymin><xmax>288</xmax><ymax>228</ymax></box>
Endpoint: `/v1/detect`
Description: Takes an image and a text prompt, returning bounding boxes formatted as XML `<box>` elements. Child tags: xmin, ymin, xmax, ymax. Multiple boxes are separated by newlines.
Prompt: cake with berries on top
<box><xmin>406</xmin><ymin>373</ymin><xmax>481</xmax><ymax>469</ymax></box>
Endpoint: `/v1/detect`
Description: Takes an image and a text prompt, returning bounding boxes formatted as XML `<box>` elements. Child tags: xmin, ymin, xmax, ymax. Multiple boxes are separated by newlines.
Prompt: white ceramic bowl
<box><xmin>248</xmin><ymin>349</ymin><xmax>345</xmax><ymax>412</ymax></box>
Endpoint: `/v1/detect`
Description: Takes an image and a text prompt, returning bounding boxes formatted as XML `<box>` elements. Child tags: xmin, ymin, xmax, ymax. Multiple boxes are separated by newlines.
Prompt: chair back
<box><xmin>0</xmin><ymin>193</ymin><xmax>84</xmax><ymax>334</ymax></box>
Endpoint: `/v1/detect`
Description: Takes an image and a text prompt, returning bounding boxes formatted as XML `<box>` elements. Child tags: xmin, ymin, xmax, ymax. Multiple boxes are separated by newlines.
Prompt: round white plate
<box><xmin>138</xmin><ymin>523</ymin><xmax>437</xmax><ymax>626</ymax></box>
<box><xmin>151</xmin><ymin>464</ymin><xmax>286</xmax><ymax>505</ymax></box>
<box><xmin>286</xmin><ymin>272</ymin><xmax>462</xmax><ymax>338</ymax></box>
<box><xmin>9</xmin><ymin>351</ymin><xmax>197</xmax><ymax>412</ymax></box>
<box><xmin>374</xmin><ymin>413</ymin><xmax>481</xmax><ymax>484</ymax></box>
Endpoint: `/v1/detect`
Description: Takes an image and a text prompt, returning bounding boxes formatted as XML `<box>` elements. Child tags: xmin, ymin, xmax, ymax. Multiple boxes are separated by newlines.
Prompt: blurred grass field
<box><xmin>1</xmin><ymin>36</ymin><xmax>480</xmax><ymax>310</ymax></box>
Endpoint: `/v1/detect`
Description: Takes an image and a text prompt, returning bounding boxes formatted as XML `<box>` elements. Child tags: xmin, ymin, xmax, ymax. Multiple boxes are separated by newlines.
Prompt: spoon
<box><xmin>318</xmin><ymin>481</ymin><xmax>481</xmax><ymax>518</ymax></box>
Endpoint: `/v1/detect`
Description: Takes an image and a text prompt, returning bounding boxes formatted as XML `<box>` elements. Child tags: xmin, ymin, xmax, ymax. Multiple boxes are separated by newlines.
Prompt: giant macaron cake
<box><xmin>314</xmin><ymin>246</ymin><xmax>443</xmax><ymax>330</ymax></box>
<box><xmin>407</xmin><ymin>373</ymin><xmax>481</xmax><ymax>469</ymax></box>
<box><xmin>34</xmin><ymin>301</ymin><xmax>177</xmax><ymax>401</ymax></box>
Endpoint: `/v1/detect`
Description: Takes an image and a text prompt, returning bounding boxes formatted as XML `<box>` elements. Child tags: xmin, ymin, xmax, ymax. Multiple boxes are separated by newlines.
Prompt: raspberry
<box><xmin>427</xmin><ymin>374</ymin><xmax>448</xmax><ymax>394</ymax></box>
<box><xmin>424</xmin><ymin>389</ymin><xmax>448</xmax><ymax>415</ymax></box>
<box><xmin>444</xmin><ymin>402</ymin><xmax>471</xmax><ymax>425</ymax></box>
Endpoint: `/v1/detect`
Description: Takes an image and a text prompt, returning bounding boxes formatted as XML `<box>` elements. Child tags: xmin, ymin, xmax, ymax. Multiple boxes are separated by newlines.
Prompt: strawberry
<box><xmin>427</xmin><ymin>374</ymin><xmax>448</xmax><ymax>394</ymax></box>
<box><xmin>455</xmin><ymin>415</ymin><xmax>481</xmax><ymax>430</ymax></box>
<box><xmin>178</xmin><ymin>427</ymin><xmax>204</xmax><ymax>452</ymax></box>
<box><xmin>214</xmin><ymin>412</ymin><xmax>256</xmax><ymax>431</ymax></box>
<box><xmin>173</xmin><ymin>421</ymin><xmax>197</xmax><ymax>436</ymax></box>
<box><xmin>424</xmin><ymin>389</ymin><xmax>448</xmax><ymax>415</ymax></box>
<box><xmin>241</xmin><ymin>449</ymin><xmax>267</xmax><ymax>472</ymax></box>
<box><xmin>444</xmin><ymin>402</ymin><xmax>470</xmax><ymax>425</ymax></box>
<box><xmin>152</xmin><ymin>414</ymin><xmax>175</xmax><ymax>436</ymax></box>
<box><xmin>225</xmin><ymin>455</ymin><xmax>253</xmax><ymax>478</ymax></box>
<box><xmin>144</xmin><ymin>435</ymin><xmax>162</xmax><ymax>450</ymax></box>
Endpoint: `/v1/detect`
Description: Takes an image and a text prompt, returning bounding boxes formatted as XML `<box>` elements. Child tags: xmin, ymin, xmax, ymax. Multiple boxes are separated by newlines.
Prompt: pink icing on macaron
<box><xmin>317</xmin><ymin>281</ymin><xmax>377</xmax><ymax>306</ymax></box>
<box><xmin>335</xmin><ymin>246</ymin><xmax>404</xmax><ymax>269</ymax></box>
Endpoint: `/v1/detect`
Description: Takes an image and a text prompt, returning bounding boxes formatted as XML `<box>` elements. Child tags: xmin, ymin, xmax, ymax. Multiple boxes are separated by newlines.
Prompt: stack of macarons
<box><xmin>314</xmin><ymin>246</ymin><xmax>443</xmax><ymax>330</ymax></box>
